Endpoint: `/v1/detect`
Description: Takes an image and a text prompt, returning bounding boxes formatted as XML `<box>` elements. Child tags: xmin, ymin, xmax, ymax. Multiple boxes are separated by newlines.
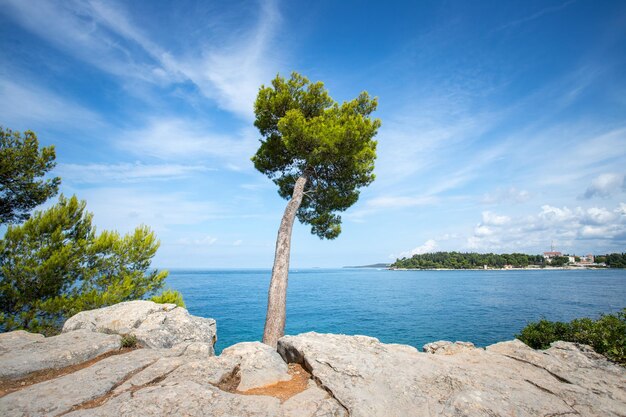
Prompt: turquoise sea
<box><xmin>166</xmin><ymin>268</ymin><xmax>626</xmax><ymax>354</ymax></box>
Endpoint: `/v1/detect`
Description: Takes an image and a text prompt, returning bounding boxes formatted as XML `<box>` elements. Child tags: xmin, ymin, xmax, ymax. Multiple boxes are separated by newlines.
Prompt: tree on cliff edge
<box><xmin>252</xmin><ymin>72</ymin><xmax>381</xmax><ymax>347</ymax></box>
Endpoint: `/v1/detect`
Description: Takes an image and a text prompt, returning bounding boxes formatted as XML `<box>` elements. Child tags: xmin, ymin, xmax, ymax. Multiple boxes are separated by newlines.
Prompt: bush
<box><xmin>151</xmin><ymin>289</ymin><xmax>185</xmax><ymax>308</ymax></box>
<box><xmin>515</xmin><ymin>319</ymin><xmax>570</xmax><ymax>350</ymax></box>
<box><xmin>516</xmin><ymin>309</ymin><xmax>626</xmax><ymax>365</ymax></box>
<box><xmin>120</xmin><ymin>334</ymin><xmax>138</xmax><ymax>348</ymax></box>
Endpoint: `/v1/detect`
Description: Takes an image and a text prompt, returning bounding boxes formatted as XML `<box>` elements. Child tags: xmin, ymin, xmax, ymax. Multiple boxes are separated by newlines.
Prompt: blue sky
<box><xmin>1</xmin><ymin>0</ymin><xmax>625</xmax><ymax>267</ymax></box>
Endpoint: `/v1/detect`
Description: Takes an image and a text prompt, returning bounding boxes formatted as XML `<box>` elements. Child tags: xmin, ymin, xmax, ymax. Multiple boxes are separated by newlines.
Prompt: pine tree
<box><xmin>252</xmin><ymin>72</ymin><xmax>380</xmax><ymax>346</ymax></box>
<box><xmin>0</xmin><ymin>195</ymin><xmax>169</xmax><ymax>334</ymax></box>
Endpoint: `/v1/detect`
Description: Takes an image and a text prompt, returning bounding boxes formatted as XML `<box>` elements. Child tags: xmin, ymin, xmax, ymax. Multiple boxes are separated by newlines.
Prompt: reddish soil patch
<box><xmin>238</xmin><ymin>363</ymin><xmax>311</xmax><ymax>402</ymax></box>
<box><xmin>0</xmin><ymin>347</ymin><xmax>138</xmax><ymax>398</ymax></box>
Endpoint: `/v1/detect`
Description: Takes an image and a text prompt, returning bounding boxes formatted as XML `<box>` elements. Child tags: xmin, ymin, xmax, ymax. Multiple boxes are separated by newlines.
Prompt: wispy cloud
<box><xmin>75</xmin><ymin>187</ymin><xmax>219</xmax><ymax>233</ymax></box>
<box><xmin>532</xmin><ymin>127</ymin><xmax>626</xmax><ymax>187</ymax></box>
<box><xmin>345</xmin><ymin>194</ymin><xmax>438</xmax><ymax>222</ymax></box>
<box><xmin>176</xmin><ymin>235</ymin><xmax>218</xmax><ymax>246</ymax></box>
<box><xmin>177</xmin><ymin>0</ymin><xmax>283</xmax><ymax>118</ymax></box>
<box><xmin>366</xmin><ymin>195</ymin><xmax>438</xmax><ymax>209</ymax></box>
<box><xmin>1</xmin><ymin>0</ymin><xmax>284</xmax><ymax>119</ymax></box>
<box><xmin>0</xmin><ymin>77</ymin><xmax>102</xmax><ymax>129</ymax></box>
<box><xmin>482</xmin><ymin>187</ymin><xmax>530</xmax><ymax>204</ymax></box>
<box><xmin>0</xmin><ymin>0</ymin><xmax>169</xmax><ymax>82</ymax></box>
<box><xmin>117</xmin><ymin>118</ymin><xmax>257</xmax><ymax>163</ymax></box>
<box><xmin>494</xmin><ymin>0</ymin><xmax>576</xmax><ymax>32</ymax></box>
<box><xmin>58</xmin><ymin>162</ymin><xmax>214</xmax><ymax>183</ymax></box>
<box><xmin>375</xmin><ymin>105</ymin><xmax>500</xmax><ymax>185</ymax></box>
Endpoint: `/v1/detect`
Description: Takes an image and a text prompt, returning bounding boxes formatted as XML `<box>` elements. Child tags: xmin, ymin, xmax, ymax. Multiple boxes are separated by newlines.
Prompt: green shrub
<box><xmin>516</xmin><ymin>309</ymin><xmax>626</xmax><ymax>365</ymax></box>
<box><xmin>515</xmin><ymin>319</ymin><xmax>570</xmax><ymax>350</ymax></box>
<box><xmin>150</xmin><ymin>289</ymin><xmax>185</xmax><ymax>308</ymax></box>
<box><xmin>120</xmin><ymin>334</ymin><xmax>138</xmax><ymax>348</ymax></box>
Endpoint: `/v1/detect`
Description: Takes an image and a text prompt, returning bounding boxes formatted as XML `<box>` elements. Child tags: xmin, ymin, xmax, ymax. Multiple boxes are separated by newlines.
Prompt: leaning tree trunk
<box><xmin>262</xmin><ymin>174</ymin><xmax>308</xmax><ymax>348</ymax></box>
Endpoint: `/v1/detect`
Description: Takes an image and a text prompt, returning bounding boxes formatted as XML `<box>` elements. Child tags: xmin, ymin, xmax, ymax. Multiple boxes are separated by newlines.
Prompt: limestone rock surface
<box><xmin>0</xmin><ymin>329</ymin><xmax>347</xmax><ymax>417</ymax></box>
<box><xmin>221</xmin><ymin>341</ymin><xmax>291</xmax><ymax>390</ymax></box>
<box><xmin>0</xmin><ymin>349</ymin><xmax>162</xmax><ymax>417</ymax></box>
<box><xmin>0</xmin><ymin>329</ymin><xmax>121</xmax><ymax>380</ymax></box>
<box><xmin>423</xmin><ymin>340</ymin><xmax>476</xmax><ymax>354</ymax></box>
<box><xmin>278</xmin><ymin>332</ymin><xmax>626</xmax><ymax>417</ymax></box>
<box><xmin>2</xmin><ymin>301</ymin><xmax>624</xmax><ymax>417</ymax></box>
<box><xmin>62</xmin><ymin>300</ymin><xmax>217</xmax><ymax>351</ymax></box>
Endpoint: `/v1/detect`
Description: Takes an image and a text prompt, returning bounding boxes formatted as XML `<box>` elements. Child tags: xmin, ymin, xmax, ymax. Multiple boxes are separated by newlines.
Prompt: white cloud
<box><xmin>117</xmin><ymin>118</ymin><xmax>257</xmax><ymax>162</ymax></box>
<box><xmin>581</xmin><ymin>207</ymin><xmax>616</xmax><ymax>225</ymax></box>
<box><xmin>481</xmin><ymin>211</ymin><xmax>511</xmax><ymax>226</ymax></box>
<box><xmin>538</xmin><ymin>205</ymin><xmax>576</xmax><ymax>223</ymax></box>
<box><xmin>465</xmin><ymin>202</ymin><xmax>626</xmax><ymax>253</ymax></box>
<box><xmin>398</xmin><ymin>239</ymin><xmax>438</xmax><ymax>258</ymax></box>
<box><xmin>233</xmin><ymin>239</ymin><xmax>243</xmax><ymax>246</ymax></box>
<box><xmin>581</xmin><ymin>173</ymin><xmax>625</xmax><ymax>199</ymax></box>
<box><xmin>58</xmin><ymin>162</ymin><xmax>213</xmax><ymax>183</ymax></box>
<box><xmin>482</xmin><ymin>187</ymin><xmax>530</xmax><ymax>204</ymax></box>
<box><xmin>177</xmin><ymin>235</ymin><xmax>218</xmax><ymax>246</ymax></box>
<box><xmin>473</xmin><ymin>225</ymin><xmax>493</xmax><ymax>237</ymax></box>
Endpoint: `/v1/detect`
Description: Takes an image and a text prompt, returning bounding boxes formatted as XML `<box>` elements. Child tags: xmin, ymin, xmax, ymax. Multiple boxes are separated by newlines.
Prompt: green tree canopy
<box><xmin>0</xmin><ymin>195</ymin><xmax>169</xmax><ymax>334</ymax></box>
<box><xmin>252</xmin><ymin>72</ymin><xmax>380</xmax><ymax>346</ymax></box>
<box><xmin>252</xmin><ymin>72</ymin><xmax>380</xmax><ymax>239</ymax></box>
<box><xmin>0</xmin><ymin>127</ymin><xmax>60</xmax><ymax>225</ymax></box>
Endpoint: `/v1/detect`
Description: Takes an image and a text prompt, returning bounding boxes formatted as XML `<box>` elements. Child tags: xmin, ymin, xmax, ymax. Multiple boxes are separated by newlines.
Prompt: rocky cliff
<box><xmin>0</xmin><ymin>301</ymin><xmax>624</xmax><ymax>416</ymax></box>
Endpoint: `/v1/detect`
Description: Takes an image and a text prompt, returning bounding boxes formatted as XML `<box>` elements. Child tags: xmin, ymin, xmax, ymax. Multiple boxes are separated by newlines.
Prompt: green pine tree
<box><xmin>1</xmin><ymin>127</ymin><xmax>60</xmax><ymax>225</ymax></box>
<box><xmin>0</xmin><ymin>195</ymin><xmax>170</xmax><ymax>335</ymax></box>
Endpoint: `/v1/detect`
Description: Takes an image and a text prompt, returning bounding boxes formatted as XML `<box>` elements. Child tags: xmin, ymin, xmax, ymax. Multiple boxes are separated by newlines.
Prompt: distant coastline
<box><xmin>343</xmin><ymin>263</ymin><xmax>391</xmax><ymax>269</ymax></box>
<box><xmin>389</xmin><ymin>266</ymin><xmax>608</xmax><ymax>271</ymax></box>
<box><xmin>389</xmin><ymin>251</ymin><xmax>626</xmax><ymax>270</ymax></box>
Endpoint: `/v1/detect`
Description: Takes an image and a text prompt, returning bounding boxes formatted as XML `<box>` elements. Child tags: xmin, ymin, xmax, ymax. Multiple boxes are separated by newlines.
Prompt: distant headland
<box><xmin>343</xmin><ymin>263</ymin><xmax>392</xmax><ymax>269</ymax></box>
<box><xmin>390</xmin><ymin>251</ymin><xmax>626</xmax><ymax>270</ymax></box>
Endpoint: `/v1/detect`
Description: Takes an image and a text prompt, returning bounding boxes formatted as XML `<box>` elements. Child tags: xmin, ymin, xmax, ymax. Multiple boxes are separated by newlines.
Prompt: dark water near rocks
<box><xmin>165</xmin><ymin>268</ymin><xmax>626</xmax><ymax>354</ymax></box>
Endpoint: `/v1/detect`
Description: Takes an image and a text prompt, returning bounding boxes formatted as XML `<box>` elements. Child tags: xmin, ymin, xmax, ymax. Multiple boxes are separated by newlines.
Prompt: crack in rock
<box><xmin>504</xmin><ymin>354</ymin><xmax>573</xmax><ymax>384</ymax></box>
<box><xmin>55</xmin><ymin>359</ymin><xmax>159</xmax><ymax>416</ymax></box>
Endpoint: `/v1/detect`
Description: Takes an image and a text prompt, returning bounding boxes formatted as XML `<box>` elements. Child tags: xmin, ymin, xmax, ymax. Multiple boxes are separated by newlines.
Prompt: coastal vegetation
<box><xmin>392</xmin><ymin>252</ymin><xmax>545</xmax><ymax>269</ymax></box>
<box><xmin>151</xmin><ymin>288</ymin><xmax>186</xmax><ymax>307</ymax></box>
<box><xmin>0</xmin><ymin>127</ymin><xmax>180</xmax><ymax>335</ymax></box>
<box><xmin>596</xmin><ymin>253</ymin><xmax>626</xmax><ymax>268</ymax></box>
<box><xmin>516</xmin><ymin>309</ymin><xmax>626</xmax><ymax>365</ymax></box>
<box><xmin>252</xmin><ymin>72</ymin><xmax>380</xmax><ymax>347</ymax></box>
<box><xmin>392</xmin><ymin>251</ymin><xmax>626</xmax><ymax>269</ymax></box>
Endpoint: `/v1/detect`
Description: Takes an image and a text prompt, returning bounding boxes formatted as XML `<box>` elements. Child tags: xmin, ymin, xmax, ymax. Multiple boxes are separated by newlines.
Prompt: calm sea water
<box><xmin>165</xmin><ymin>268</ymin><xmax>626</xmax><ymax>354</ymax></box>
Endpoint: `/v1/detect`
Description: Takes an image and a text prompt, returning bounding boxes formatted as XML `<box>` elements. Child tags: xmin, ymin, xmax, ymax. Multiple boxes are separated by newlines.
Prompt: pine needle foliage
<box><xmin>0</xmin><ymin>127</ymin><xmax>60</xmax><ymax>225</ymax></box>
<box><xmin>0</xmin><ymin>195</ymin><xmax>168</xmax><ymax>335</ymax></box>
<box><xmin>252</xmin><ymin>72</ymin><xmax>380</xmax><ymax>239</ymax></box>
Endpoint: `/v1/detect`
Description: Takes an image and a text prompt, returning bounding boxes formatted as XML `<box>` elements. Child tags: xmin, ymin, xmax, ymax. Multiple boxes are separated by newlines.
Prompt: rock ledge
<box><xmin>1</xmin><ymin>303</ymin><xmax>624</xmax><ymax>417</ymax></box>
